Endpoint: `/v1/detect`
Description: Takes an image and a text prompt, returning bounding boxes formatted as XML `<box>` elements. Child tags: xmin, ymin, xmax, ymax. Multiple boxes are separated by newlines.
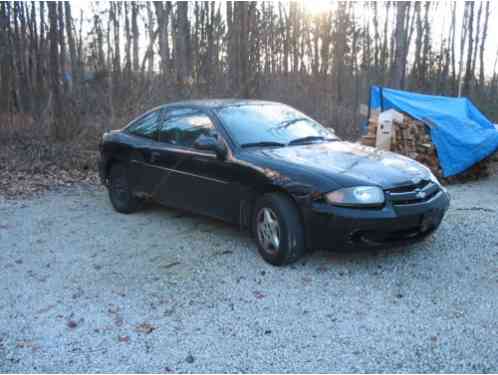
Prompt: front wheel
<box><xmin>108</xmin><ymin>162</ymin><xmax>141</xmax><ymax>214</ymax></box>
<box><xmin>252</xmin><ymin>193</ymin><xmax>305</xmax><ymax>266</ymax></box>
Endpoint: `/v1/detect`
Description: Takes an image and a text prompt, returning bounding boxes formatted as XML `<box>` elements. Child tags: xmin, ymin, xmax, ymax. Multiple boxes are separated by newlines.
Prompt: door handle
<box><xmin>150</xmin><ymin>151</ymin><xmax>160</xmax><ymax>163</ymax></box>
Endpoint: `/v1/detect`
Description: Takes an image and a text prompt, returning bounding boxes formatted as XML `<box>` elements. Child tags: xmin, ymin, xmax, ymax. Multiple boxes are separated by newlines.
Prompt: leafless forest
<box><xmin>0</xmin><ymin>1</ymin><xmax>497</xmax><ymax>195</ymax></box>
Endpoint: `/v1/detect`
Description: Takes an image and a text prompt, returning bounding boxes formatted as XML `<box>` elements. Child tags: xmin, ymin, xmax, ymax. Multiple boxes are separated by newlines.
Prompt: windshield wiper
<box><xmin>288</xmin><ymin>136</ymin><xmax>337</xmax><ymax>145</ymax></box>
<box><xmin>273</xmin><ymin>117</ymin><xmax>309</xmax><ymax>130</ymax></box>
<box><xmin>241</xmin><ymin>141</ymin><xmax>286</xmax><ymax>148</ymax></box>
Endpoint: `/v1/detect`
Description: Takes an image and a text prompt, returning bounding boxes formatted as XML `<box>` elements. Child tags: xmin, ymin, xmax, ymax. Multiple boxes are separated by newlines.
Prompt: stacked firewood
<box><xmin>390</xmin><ymin>117</ymin><xmax>445</xmax><ymax>178</ymax></box>
<box><xmin>360</xmin><ymin>113</ymin><xmax>379</xmax><ymax>148</ymax></box>
<box><xmin>361</xmin><ymin>112</ymin><xmax>490</xmax><ymax>182</ymax></box>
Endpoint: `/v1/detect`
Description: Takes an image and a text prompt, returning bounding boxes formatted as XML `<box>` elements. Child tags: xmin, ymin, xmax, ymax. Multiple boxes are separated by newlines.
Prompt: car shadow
<box><xmin>138</xmin><ymin>201</ymin><xmax>431</xmax><ymax>268</ymax></box>
<box><xmin>139</xmin><ymin>201</ymin><xmax>247</xmax><ymax>236</ymax></box>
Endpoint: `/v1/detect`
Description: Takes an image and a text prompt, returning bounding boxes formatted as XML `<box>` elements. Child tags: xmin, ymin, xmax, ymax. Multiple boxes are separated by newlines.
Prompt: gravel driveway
<box><xmin>1</xmin><ymin>176</ymin><xmax>497</xmax><ymax>373</ymax></box>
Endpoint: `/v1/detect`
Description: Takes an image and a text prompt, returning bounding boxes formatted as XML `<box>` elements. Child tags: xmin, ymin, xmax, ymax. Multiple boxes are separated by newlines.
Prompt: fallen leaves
<box><xmin>253</xmin><ymin>291</ymin><xmax>266</xmax><ymax>300</ymax></box>
<box><xmin>118</xmin><ymin>335</ymin><xmax>130</xmax><ymax>343</ymax></box>
<box><xmin>135</xmin><ymin>322</ymin><xmax>156</xmax><ymax>334</ymax></box>
<box><xmin>16</xmin><ymin>340</ymin><xmax>35</xmax><ymax>348</ymax></box>
<box><xmin>66</xmin><ymin>320</ymin><xmax>78</xmax><ymax>329</ymax></box>
<box><xmin>161</xmin><ymin>261</ymin><xmax>181</xmax><ymax>270</ymax></box>
<box><xmin>212</xmin><ymin>250</ymin><xmax>233</xmax><ymax>257</ymax></box>
<box><xmin>15</xmin><ymin>340</ymin><xmax>40</xmax><ymax>352</ymax></box>
<box><xmin>107</xmin><ymin>305</ymin><xmax>124</xmax><ymax>327</ymax></box>
<box><xmin>0</xmin><ymin>139</ymin><xmax>100</xmax><ymax>199</ymax></box>
<box><xmin>36</xmin><ymin>304</ymin><xmax>56</xmax><ymax>315</ymax></box>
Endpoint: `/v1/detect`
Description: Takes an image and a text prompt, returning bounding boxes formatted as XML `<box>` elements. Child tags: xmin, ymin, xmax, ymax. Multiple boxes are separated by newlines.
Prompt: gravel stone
<box><xmin>0</xmin><ymin>178</ymin><xmax>497</xmax><ymax>372</ymax></box>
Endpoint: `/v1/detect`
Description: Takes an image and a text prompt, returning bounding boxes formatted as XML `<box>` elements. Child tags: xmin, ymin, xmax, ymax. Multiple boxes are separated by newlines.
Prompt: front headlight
<box><xmin>325</xmin><ymin>186</ymin><xmax>385</xmax><ymax>207</ymax></box>
<box><xmin>427</xmin><ymin>170</ymin><xmax>441</xmax><ymax>186</ymax></box>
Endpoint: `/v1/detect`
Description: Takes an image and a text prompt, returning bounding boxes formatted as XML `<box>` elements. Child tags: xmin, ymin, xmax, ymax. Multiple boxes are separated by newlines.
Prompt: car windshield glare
<box><xmin>216</xmin><ymin>103</ymin><xmax>337</xmax><ymax>146</ymax></box>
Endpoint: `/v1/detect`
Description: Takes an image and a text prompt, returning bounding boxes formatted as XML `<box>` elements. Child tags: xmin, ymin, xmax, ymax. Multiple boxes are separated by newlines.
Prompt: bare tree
<box><xmin>462</xmin><ymin>2</ymin><xmax>475</xmax><ymax>96</ymax></box>
<box><xmin>449</xmin><ymin>2</ymin><xmax>457</xmax><ymax>94</ymax></box>
<box><xmin>65</xmin><ymin>2</ymin><xmax>79</xmax><ymax>89</ymax></box>
<box><xmin>131</xmin><ymin>2</ymin><xmax>139</xmax><ymax>72</ymax></box>
<box><xmin>176</xmin><ymin>2</ymin><xmax>190</xmax><ymax>96</ymax></box>
<box><xmin>457</xmin><ymin>3</ymin><xmax>470</xmax><ymax>97</ymax></box>
<box><xmin>2</xmin><ymin>0</ymin><xmax>498</xmax><ymax>144</ymax></box>
<box><xmin>48</xmin><ymin>2</ymin><xmax>62</xmax><ymax>140</ymax></box>
<box><xmin>154</xmin><ymin>1</ymin><xmax>171</xmax><ymax>77</ymax></box>
<box><xmin>391</xmin><ymin>2</ymin><xmax>409</xmax><ymax>89</ymax></box>
<box><xmin>479</xmin><ymin>2</ymin><xmax>490</xmax><ymax>86</ymax></box>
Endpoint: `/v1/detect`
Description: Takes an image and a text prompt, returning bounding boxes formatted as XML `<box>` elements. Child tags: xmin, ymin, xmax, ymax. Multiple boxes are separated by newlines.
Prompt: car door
<box><xmin>125</xmin><ymin>109</ymin><xmax>164</xmax><ymax>197</ymax></box>
<box><xmin>155</xmin><ymin>108</ymin><xmax>240</xmax><ymax>222</ymax></box>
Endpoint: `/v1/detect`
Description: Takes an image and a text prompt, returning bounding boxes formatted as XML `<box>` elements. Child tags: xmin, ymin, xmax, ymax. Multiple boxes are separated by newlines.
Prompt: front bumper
<box><xmin>306</xmin><ymin>189</ymin><xmax>450</xmax><ymax>250</ymax></box>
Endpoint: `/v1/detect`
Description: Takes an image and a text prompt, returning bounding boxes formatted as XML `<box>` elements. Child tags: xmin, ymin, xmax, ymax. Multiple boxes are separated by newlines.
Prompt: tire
<box><xmin>252</xmin><ymin>193</ymin><xmax>305</xmax><ymax>266</ymax></box>
<box><xmin>108</xmin><ymin>162</ymin><xmax>141</xmax><ymax>214</ymax></box>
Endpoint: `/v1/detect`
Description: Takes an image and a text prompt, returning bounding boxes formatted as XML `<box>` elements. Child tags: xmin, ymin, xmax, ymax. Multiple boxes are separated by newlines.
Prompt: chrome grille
<box><xmin>386</xmin><ymin>180</ymin><xmax>440</xmax><ymax>205</ymax></box>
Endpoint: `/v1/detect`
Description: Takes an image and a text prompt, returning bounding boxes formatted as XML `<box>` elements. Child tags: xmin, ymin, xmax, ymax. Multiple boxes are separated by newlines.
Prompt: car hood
<box><xmin>252</xmin><ymin>141</ymin><xmax>432</xmax><ymax>189</ymax></box>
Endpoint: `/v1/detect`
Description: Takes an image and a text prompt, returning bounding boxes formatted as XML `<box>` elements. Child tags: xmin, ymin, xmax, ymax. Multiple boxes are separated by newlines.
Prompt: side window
<box><xmin>158</xmin><ymin>109</ymin><xmax>216</xmax><ymax>148</ymax></box>
<box><xmin>126</xmin><ymin>110</ymin><xmax>160</xmax><ymax>139</ymax></box>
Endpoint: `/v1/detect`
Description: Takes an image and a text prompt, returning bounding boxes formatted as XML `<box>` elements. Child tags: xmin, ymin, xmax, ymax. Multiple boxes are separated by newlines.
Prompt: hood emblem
<box><xmin>415</xmin><ymin>189</ymin><xmax>427</xmax><ymax>199</ymax></box>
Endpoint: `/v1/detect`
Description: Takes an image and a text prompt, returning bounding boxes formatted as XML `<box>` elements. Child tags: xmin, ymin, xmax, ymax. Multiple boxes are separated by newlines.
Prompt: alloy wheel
<box><xmin>256</xmin><ymin>207</ymin><xmax>281</xmax><ymax>254</ymax></box>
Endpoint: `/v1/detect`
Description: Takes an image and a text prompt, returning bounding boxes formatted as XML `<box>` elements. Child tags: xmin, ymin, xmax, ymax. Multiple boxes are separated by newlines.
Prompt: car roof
<box><xmin>122</xmin><ymin>99</ymin><xmax>285</xmax><ymax>130</ymax></box>
<box><xmin>162</xmin><ymin>99</ymin><xmax>282</xmax><ymax>111</ymax></box>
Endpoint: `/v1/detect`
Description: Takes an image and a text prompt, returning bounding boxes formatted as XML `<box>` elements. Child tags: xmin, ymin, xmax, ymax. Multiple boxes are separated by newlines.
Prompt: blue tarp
<box><xmin>369</xmin><ymin>86</ymin><xmax>498</xmax><ymax>177</ymax></box>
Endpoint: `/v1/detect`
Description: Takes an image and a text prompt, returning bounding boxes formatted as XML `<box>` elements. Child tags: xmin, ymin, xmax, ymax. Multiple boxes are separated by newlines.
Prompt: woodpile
<box><xmin>360</xmin><ymin>111</ymin><xmax>490</xmax><ymax>183</ymax></box>
<box><xmin>360</xmin><ymin>112</ymin><xmax>378</xmax><ymax>148</ymax></box>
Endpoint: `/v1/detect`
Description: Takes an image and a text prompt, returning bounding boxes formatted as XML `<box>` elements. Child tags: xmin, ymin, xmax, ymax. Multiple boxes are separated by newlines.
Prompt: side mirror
<box><xmin>194</xmin><ymin>134</ymin><xmax>228</xmax><ymax>160</ymax></box>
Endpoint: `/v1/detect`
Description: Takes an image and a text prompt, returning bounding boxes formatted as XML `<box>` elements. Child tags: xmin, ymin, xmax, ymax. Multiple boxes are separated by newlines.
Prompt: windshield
<box><xmin>215</xmin><ymin>103</ymin><xmax>337</xmax><ymax>147</ymax></box>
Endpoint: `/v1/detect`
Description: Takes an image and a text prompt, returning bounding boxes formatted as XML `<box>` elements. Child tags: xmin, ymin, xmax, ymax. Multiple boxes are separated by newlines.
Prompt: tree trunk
<box><xmin>421</xmin><ymin>2</ymin><xmax>431</xmax><ymax>86</ymax></box>
<box><xmin>390</xmin><ymin>2</ymin><xmax>409</xmax><ymax>89</ymax></box>
<box><xmin>471</xmin><ymin>2</ymin><xmax>482</xmax><ymax>81</ymax></box>
<box><xmin>64</xmin><ymin>2</ymin><xmax>78</xmax><ymax>89</ymax></box>
<box><xmin>176</xmin><ymin>2</ymin><xmax>190</xmax><ymax>96</ymax></box>
<box><xmin>154</xmin><ymin>1</ymin><xmax>171</xmax><ymax>77</ymax></box>
<box><xmin>57</xmin><ymin>2</ymin><xmax>67</xmax><ymax>94</ymax></box>
<box><xmin>457</xmin><ymin>3</ymin><xmax>469</xmax><ymax>97</ymax></box>
<box><xmin>131</xmin><ymin>3</ymin><xmax>139</xmax><ymax>72</ymax></box>
<box><xmin>124</xmin><ymin>3</ymin><xmax>131</xmax><ymax>74</ymax></box>
<box><xmin>411</xmin><ymin>2</ymin><xmax>423</xmax><ymax>89</ymax></box>
<box><xmin>372</xmin><ymin>2</ymin><xmax>380</xmax><ymax>70</ymax></box>
<box><xmin>112</xmin><ymin>3</ymin><xmax>121</xmax><ymax>75</ymax></box>
<box><xmin>479</xmin><ymin>2</ymin><xmax>490</xmax><ymax>86</ymax></box>
<box><xmin>279</xmin><ymin>3</ymin><xmax>289</xmax><ymax>76</ymax></box>
<box><xmin>381</xmin><ymin>2</ymin><xmax>390</xmax><ymax>81</ymax></box>
<box><xmin>236</xmin><ymin>2</ymin><xmax>250</xmax><ymax>97</ymax></box>
<box><xmin>333</xmin><ymin>5</ymin><xmax>347</xmax><ymax>102</ymax></box>
<box><xmin>462</xmin><ymin>2</ymin><xmax>474</xmax><ymax>96</ymax></box>
<box><xmin>48</xmin><ymin>2</ymin><xmax>62</xmax><ymax>140</ymax></box>
<box><xmin>145</xmin><ymin>3</ymin><xmax>154</xmax><ymax>75</ymax></box>
<box><xmin>450</xmin><ymin>2</ymin><xmax>457</xmax><ymax>94</ymax></box>
<box><xmin>0</xmin><ymin>2</ymin><xmax>12</xmax><ymax>112</ymax></box>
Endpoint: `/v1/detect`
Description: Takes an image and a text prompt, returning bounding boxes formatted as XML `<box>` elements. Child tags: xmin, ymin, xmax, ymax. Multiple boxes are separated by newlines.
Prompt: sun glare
<box><xmin>304</xmin><ymin>0</ymin><xmax>335</xmax><ymax>15</ymax></box>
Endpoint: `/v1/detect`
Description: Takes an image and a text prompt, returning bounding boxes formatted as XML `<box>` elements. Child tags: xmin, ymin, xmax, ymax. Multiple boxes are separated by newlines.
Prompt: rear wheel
<box><xmin>252</xmin><ymin>193</ymin><xmax>305</xmax><ymax>266</ymax></box>
<box><xmin>108</xmin><ymin>162</ymin><xmax>141</xmax><ymax>214</ymax></box>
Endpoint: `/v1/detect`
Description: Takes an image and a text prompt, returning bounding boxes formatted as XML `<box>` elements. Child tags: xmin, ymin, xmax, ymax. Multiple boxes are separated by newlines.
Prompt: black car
<box><xmin>98</xmin><ymin>100</ymin><xmax>450</xmax><ymax>266</ymax></box>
